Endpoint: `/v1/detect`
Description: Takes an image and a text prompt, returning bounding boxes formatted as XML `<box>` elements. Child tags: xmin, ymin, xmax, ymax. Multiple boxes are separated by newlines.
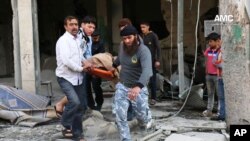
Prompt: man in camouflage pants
<box><xmin>112</xmin><ymin>25</ymin><xmax>153</xmax><ymax>141</ymax></box>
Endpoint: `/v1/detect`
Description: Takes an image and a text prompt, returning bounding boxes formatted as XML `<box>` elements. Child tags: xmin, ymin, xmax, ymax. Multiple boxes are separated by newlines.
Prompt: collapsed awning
<box><xmin>0</xmin><ymin>85</ymin><xmax>56</xmax><ymax>127</ymax></box>
<box><xmin>0</xmin><ymin>85</ymin><xmax>49</xmax><ymax>110</ymax></box>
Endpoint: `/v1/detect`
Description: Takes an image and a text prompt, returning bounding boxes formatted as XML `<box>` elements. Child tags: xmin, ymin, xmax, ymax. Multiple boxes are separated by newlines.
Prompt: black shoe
<box><xmin>211</xmin><ymin>116</ymin><xmax>225</xmax><ymax>121</ymax></box>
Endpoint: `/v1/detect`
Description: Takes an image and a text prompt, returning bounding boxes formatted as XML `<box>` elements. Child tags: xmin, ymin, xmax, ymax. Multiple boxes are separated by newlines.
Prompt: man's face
<box><xmin>64</xmin><ymin>19</ymin><xmax>79</xmax><ymax>36</ymax></box>
<box><xmin>140</xmin><ymin>24</ymin><xmax>149</xmax><ymax>34</ymax></box>
<box><xmin>122</xmin><ymin>35</ymin><xmax>136</xmax><ymax>47</ymax></box>
<box><xmin>81</xmin><ymin>23</ymin><xmax>96</xmax><ymax>36</ymax></box>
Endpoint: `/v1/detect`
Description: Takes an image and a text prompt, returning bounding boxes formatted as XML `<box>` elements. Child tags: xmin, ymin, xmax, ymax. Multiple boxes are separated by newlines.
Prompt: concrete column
<box><xmin>32</xmin><ymin>0</ymin><xmax>41</xmax><ymax>93</ymax></box>
<box><xmin>220</xmin><ymin>0</ymin><xmax>250</xmax><ymax>125</ymax></box>
<box><xmin>17</xmin><ymin>0</ymin><xmax>39</xmax><ymax>93</ymax></box>
<box><xmin>111</xmin><ymin>0</ymin><xmax>123</xmax><ymax>53</ymax></box>
<box><xmin>177</xmin><ymin>0</ymin><xmax>185</xmax><ymax>94</ymax></box>
<box><xmin>11</xmin><ymin>0</ymin><xmax>22</xmax><ymax>89</ymax></box>
<box><xmin>246</xmin><ymin>0</ymin><xmax>250</xmax><ymax>19</ymax></box>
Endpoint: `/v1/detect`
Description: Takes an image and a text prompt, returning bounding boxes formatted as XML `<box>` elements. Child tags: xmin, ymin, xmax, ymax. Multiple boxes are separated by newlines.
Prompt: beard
<box><xmin>123</xmin><ymin>37</ymin><xmax>139</xmax><ymax>55</ymax></box>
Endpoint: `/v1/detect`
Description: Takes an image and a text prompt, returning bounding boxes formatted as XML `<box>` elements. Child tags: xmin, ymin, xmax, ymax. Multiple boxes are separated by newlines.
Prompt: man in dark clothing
<box><xmin>140</xmin><ymin>22</ymin><xmax>161</xmax><ymax>105</ymax></box>
<box><xmin>86</xmin><ymin>30</ymin><xmax>105</xmax><ymax>111</ymax></box>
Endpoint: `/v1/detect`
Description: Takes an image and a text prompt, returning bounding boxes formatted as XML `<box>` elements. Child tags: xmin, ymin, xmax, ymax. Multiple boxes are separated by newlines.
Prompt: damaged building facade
<box><xmin>0</xmin><ymin>0</ymin><xmax>250</xmax><ymax>126</ymax></box>
<box><xmin>0</xmin><ymin>0</ymin><xmax>219</xmax><ymax>92</ymax></box>
<box><xmin>1</xmin><ymin>0</ymin><xmax>167</xmax><ymax>93</ymax></box>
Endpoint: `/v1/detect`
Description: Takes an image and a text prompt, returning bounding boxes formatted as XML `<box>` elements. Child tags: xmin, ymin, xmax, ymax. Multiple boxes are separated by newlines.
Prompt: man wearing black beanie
<box><xmin>120</xmin><ymin>25</ymin><xmax>138</xmax><ymax>36</ymax></box>
<box><xmin>112</xmin><ymin>25</ymin><xmax>154</xmax><ymax>141</ymax></box>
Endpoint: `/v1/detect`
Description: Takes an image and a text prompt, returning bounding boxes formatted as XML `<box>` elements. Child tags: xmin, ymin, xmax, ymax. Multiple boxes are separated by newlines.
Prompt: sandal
<box><xmin>54</xmin><ymin>106</ymin><xmax>63</xmax><ymax>118</ymax></box>
<box><xmin>61</xmin><ymin>128</ymin><xmax>73</xmax><ymax>138</ymax></box>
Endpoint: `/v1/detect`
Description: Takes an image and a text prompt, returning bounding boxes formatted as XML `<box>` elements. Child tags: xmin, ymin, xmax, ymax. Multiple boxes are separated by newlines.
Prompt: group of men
<box><xmin>55</xmin><ymin>15</ymin><xmax>160</xmax><ymax>141</ymax></box>
<box><xmin>54</xmin><ymin>13</ymin><xmax>227</xmax><ymax>141</ymax></box>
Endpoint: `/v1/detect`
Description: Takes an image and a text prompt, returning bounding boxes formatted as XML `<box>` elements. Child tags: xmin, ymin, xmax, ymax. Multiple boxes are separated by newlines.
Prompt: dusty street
<box><xmin>0</xmin><ymin>96</ymin><xmax>227</xmax><ymax>141</ymax></box>
<box><xmin>0</xmin><ymin>73</ymin><xmax>228</xmax><ymax>141</ymax></box>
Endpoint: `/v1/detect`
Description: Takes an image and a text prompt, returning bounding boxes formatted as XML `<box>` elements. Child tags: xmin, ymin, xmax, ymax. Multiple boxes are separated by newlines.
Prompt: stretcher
<box><xmin>88</xmin><ymin>68</ymin><xmax>115</xmax><ymax>80</ymax></box>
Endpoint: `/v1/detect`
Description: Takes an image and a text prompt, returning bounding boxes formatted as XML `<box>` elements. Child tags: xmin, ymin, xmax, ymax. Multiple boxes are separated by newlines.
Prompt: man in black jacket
<box><xmin>86</xmin><ymin>30</ymin><xmax>105</xmax><ymax>111</ymax></box>
<box><xmin>140</xmin><ymin>21</ymin><xmax>161</xmax><ymax>105</ymax></box>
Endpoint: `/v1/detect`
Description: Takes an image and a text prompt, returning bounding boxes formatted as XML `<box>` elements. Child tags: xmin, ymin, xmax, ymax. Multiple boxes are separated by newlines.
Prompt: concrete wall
<box><xmin>111</xmin><ymin>0</ymin><xmax>123</xmax><ymax>54</ymax></box>
<box><xmin>220</xmin><ymin>0</ymin><xmax>250</xmax><ymax>125</ymax></box>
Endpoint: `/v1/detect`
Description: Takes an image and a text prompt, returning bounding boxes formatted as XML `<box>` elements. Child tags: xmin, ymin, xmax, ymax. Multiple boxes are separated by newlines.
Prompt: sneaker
<box><xmin>138</xmin><ymin>119</ymin><xmax>155</xmax><ymax>130</ymax></box>
<box><xmin>202</xmin><ymin>110</ymin><xmax>213</xmax><ymax>117</ymax></box>
<box><xmin>149</xmin><ymin>99</ymin><xmax>156</xmax><ymax>105</ymax></box>
<box><xmin>146</xmin><ymin>119</ymin><xmax>154</xmax><ymax>129</ymax></box>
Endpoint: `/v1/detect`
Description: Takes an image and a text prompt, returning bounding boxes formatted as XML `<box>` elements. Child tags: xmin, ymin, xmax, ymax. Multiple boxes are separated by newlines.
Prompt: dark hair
<box><xmin>64</xmin><ymin>16</ymin><xmax>78</xmax><ymax>25</ymax></box>
<box><xmin>140</xmin><ymin>21</ymin><xmax>150</xmax><ymax>26</ymax></box>
<box><xmin>92</xmin><ymin>29</ymin><xmax>100</xmax><ymax>36</ymax></box>
<box><xmin>206</xmin><ymin>32</ymin><xmax>221</xmax><ymax>41</ymax></box>
<box><xmin>118</xmin><ymin>18</ymin><xmax>132</xmax><ymax>28</ymax></box>
<box><xmin>81</xmin><ymin>16</ymin><xmax>96</xmax><ymax>26</ymax></box>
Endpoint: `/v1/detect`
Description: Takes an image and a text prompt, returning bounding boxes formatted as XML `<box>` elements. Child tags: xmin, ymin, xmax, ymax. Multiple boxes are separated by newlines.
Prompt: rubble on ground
<box><xmin>0</xmin><ymin>72</ymin><xmax>229</xmax><ymax>141</ymax></box>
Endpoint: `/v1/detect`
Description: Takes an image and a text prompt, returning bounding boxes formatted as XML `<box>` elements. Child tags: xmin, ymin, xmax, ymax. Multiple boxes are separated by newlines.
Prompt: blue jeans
<box><xmin>218</xmin><ymin>78</ymin><xmax>225</xmax><ymax>119</ymax></box>
<box><xmin>57</xmin><ymin>77</ymin><xmax>87</xmax><ymax>138</ymax></box>
<box><xmin>206</xmin><ymin>75</ymin><xmax>219</xmax><ymax>112</ymax></box>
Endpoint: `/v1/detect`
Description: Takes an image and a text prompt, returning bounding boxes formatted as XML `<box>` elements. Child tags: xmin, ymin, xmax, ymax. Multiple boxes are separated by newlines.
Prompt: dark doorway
<box><xmin>36</xmin><ymin>0</ymin><xmax>97</xmax><ymax>70</ymax></box>
<box><xmin>37</xmin><ymin>0</ymin><xmax>95</xmax><ymax>57</ymax></box>
<box><xmin>122</xmin><ymin>0</ymin><xmax>169</xmax><ymax>39</ymax></box>
<box><xmin>0</xmin><ymin>0</ymin><xmax>13</xmax><ymax>77</ymax></box>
